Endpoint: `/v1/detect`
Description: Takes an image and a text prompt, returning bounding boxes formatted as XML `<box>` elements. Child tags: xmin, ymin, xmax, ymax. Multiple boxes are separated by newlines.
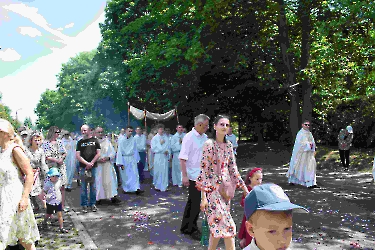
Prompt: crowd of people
<box><xmin>0</xmin><ymin>114</ymin><xmax>361</xmax><ymax>250</ymax></box>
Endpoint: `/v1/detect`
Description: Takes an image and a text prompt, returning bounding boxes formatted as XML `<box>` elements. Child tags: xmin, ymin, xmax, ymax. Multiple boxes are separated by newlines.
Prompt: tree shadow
<box><xmin>61</xmin><ymin>142</ymin><xmax>375</xmax><ymax>249</ymax></box>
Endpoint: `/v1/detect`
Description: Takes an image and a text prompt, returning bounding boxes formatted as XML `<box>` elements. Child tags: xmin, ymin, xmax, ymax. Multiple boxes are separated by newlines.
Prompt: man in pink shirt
<box><xmin>179</xmin><ymin>114</ymin><xmax>210</xmax><ymax>240</ymax></box>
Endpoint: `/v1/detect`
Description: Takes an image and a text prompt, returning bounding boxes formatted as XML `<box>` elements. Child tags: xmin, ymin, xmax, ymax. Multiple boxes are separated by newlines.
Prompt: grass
<box><xmin>315</xmin><ymin>145</ymin><xmax>374</xmax><ymax>173</ymax></box>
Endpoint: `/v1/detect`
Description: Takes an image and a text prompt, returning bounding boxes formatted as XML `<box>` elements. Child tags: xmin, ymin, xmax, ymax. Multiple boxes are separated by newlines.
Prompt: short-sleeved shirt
<box><xmin>43</xmin><ymin>179</ymin><xmax>62</xmax><ymax>206</ymax></box>
<box><xmin>178</xmin><ymin>128</ymin><xmax>208</xmax><ymax>181</ymax></box>
<box><xmin>76</xmin><ymin>137</ymin><xmax>101</xmax><ymax>168</ymax></box>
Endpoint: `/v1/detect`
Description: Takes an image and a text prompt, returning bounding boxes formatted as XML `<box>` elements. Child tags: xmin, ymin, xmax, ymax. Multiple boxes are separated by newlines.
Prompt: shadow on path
<box><xmin>64</xmin><ymin>142</ymin><xmax>375</xmax><ymax>249</ymax></box>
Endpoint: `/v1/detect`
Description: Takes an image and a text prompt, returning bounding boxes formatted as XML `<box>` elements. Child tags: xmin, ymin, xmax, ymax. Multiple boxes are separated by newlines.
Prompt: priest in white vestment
<box><xmin>170</xmin><ymin>125</ymin><xmax>185</xmax><ymax>187</ymax></box>
<box><xmin>147</xmin><ymin>129</ymin><xmax>156</xmax><ymax>177</ymax></box>
<box><xmin>151</xmin><ymin>124</ymin><xmax>170</xmax><ymax>192</ymax></box>
<box><xmin>95</xmin><ymin>127</ymin><xmax>121</xmax><ymax>203</ymax></box>
<box><xmin>134</xmin><ymin>127</ymin><xmax>147</xmax><ymax>182</ymax></box>
<box><xmin>62</xmin><ymin>132</ymin><xmax>77</xmax><ymax>191</ymax></box>
<box><xmin>116</xmin><ymin>126</ymin><xmax>144</xmax><ymax>195</ymax></box>
<box><xmin>287</xmin><ymin>120</ymin><xmax>318</xmax><ymax>188</ymax></box>
<box><xmin>164</xmin><ymin>128</ymin><xmax>173</xmax><ymax>183</ymax></box>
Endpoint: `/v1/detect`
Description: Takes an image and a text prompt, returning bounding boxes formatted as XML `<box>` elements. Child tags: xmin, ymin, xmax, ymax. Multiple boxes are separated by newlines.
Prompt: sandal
<box><xmin>60</xmin><ymin>228</ymin><xmax>69</xmax><ymax>233</ymax></box>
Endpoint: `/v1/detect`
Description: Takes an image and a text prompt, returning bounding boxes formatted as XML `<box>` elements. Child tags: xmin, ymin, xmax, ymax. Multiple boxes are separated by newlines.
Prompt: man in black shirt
<box><xmin>76</xmin><ymin>124</ymin><xmax>101</xmax><ymax>213</ymax></box>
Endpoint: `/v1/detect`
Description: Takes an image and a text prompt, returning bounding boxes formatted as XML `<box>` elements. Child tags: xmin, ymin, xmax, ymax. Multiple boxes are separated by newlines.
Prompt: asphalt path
<box><xmin>63</xmin><ymin>142</ymin><xmax>375</xmax><ymax>250</ymax></box>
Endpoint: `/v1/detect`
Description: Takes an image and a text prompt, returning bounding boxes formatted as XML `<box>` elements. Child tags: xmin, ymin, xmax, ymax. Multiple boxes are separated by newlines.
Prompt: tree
<box><xmin>23</xmin><ymin>117</ymin><xmax>33</xmax><ymax>129</ymax></box>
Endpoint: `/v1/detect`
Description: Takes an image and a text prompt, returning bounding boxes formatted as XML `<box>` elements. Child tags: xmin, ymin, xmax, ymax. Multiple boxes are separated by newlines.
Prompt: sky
<box><xmin>0</xmin><ymin>0</ymin><xmax>107</xmax><ymax>124</ymax></box>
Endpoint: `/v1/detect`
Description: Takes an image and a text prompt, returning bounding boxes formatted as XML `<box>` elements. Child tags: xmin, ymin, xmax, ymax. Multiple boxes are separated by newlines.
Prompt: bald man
<box><xmin>76</xmin><ymin>124</ymin><xmax>101</xmax><ymax>213</ymax></box>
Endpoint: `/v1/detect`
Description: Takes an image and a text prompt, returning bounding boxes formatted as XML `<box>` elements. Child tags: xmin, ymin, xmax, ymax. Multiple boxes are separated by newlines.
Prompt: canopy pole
<box><xmin>144</xmin><ymin>108</ymin><xmax>147</xmax><ymax>131</ymax></box>
<box><xmin>175</xmin><ymin>106</ymin><xmax>179</xmax><ymax>124</ymax></box>
<box><xmin>127</xmin><ymin>102</ymin><xmax>130</xmax><ymax>126</ymax></box>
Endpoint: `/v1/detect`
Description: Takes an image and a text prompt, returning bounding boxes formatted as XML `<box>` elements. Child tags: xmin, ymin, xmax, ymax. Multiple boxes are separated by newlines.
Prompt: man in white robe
<box><xmin>287</xmin><ymin>120</ymin><xmax>318</xmax><ymax>188</ymax></box>
<box><xmin>165</xmin><ymin>128</ymin><xmax>173</xmax><ymax>184</ymax></box>
<box><xmin>116</xmin><ymin>126</ymin><xmax>144</xmax><ymax>195</ymax></box>
<box><xmin>134</xmin><ymin>127</ymin><xmax>147</xmax><ymax>183</ymax></box>
<box><xmin>95</xmin><ymin>127</ymin><xmax>121</xmax><ymax>204</ymax></box>
<box><xmin>225</xmin><ymin>127</ymin><xmax>238</xmax><ymax>155</ymax></box>
<box><xmin>147</xmin><ymin>128</ymin><xmax>157</xmax><ymax>177</ymax></box>
<box><xmin>151</xmin><ymin>124</ymin><xmax>170</xmax><ymax>192</ymax></box>
<box><xmin>170</xmin><ymin>125</ymin><xmax>185</xmax><ymax>187</ymax></box>
<box><xmin>62</xmin><ymin>131</ymin><xmax>77</xmax><ymax>191</ymax></box>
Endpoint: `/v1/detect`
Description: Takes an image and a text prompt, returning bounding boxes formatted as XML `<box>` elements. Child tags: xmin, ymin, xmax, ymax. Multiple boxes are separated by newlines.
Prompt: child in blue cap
<box><xmin>42</xmin><ymin>168</ymin><xmax>68</xmax><ymax>233</ymax></box>
<box><xmin>243</xmin><ymin>183</ymin><xmax>308</xmax><ymax>250</ymax></box>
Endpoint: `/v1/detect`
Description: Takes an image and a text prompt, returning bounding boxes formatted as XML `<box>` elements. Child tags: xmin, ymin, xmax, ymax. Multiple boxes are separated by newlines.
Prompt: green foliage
<box><xmin>0</xmin><ymin>102</ymin><xmax>21</xmax><ymax>129</ymax></box>
<box><xmin>23</xmin><ymin>117</ymin><xmax>33</xmax><ymax>129</ymax></box>
<box><xmin>35</xmin><ymin>0</ymin><xmax>375</xmax><ymax>143</ymax></box>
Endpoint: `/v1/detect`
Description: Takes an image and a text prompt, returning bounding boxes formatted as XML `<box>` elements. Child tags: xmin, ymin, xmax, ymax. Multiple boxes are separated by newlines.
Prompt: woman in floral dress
<box><xmin>0</xmin><ymin>118</ymin><xmax>39</xmax><ymax>250</ymax></box>
<box><xmin>196</xmin><ymin>115</ymin><xmax>249</xmax><ymax>250</ymax></box>
<box><xmin>42</xmin><ymin>126</ymin><xmax>67</xmax><ymax>209</ymax></box>
<box><xmin>25</xmin><ymin>131</ymin><xmax>49</xmax><ymax>211</ymax></box>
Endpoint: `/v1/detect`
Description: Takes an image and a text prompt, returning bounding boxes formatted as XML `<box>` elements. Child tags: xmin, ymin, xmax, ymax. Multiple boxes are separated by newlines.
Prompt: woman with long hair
<box><xmin>0</xmin><ymin>118</ymin><xmax>40</xmax><ymax>250</ymax></box>
<box><xmin>25</xmin><ymin>131</ymin><xmax>49</xmax><ymax>211</ymax></box>
<box><xmin>196</xmin><ymin>115</ymin><xmax>249</xmax><ymax>250</ymax></box>
<box><xmin>42</xmin><ymin>126</ymin><xmax>67</xmax><ymax>210</ymax></box>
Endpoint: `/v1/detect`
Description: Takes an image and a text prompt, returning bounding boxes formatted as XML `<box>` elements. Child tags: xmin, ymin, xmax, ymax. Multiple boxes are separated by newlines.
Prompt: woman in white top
<box><xmin>0</xmin><ymin>118</ymin><xmax>40</xmax><ymax>250</ymax></box>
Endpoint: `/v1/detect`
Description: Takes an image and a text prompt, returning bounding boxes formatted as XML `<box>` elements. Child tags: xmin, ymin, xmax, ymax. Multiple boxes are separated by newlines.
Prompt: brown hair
<box><xmin>46</xmin><ymin>126</ymin><xmax>60</xmax><ymax>141</ymax></box>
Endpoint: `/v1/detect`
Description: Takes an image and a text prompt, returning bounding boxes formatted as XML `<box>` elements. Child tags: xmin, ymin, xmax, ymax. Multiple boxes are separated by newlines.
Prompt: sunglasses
<box><xmin>304</xmin><ymin>124</ymin><xmax>310</xmax><ymax>127</ymax></box>
<box><xmin>55</xmin><ymin>131</ymin><xmax>61</xmax><ymax>134</ymax></box>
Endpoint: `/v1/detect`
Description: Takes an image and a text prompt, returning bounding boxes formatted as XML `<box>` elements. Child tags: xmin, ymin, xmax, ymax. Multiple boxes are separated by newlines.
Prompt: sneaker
<box><xmin>190</xmin><ymin>230</ymin><xmax>201</xmax><ymax>241</ymax></box>
<box><xmin>90</xmin><ymin>205</ymin><xmax>98</xmax><ymax>212</ymax></box>
<box><xmin>77</xmin><ymin>179</ymin><xmax>81</xmax><ymax>186</ymax></box>
<box><xmin>82</xmin><ymin>206</ymin><xmax>88</xmax><ymax>213</ymax></box>
<box><xmin>60</xmin><ymin>228</ymin><xmax>69</xmax><ymax>233</ymax></box>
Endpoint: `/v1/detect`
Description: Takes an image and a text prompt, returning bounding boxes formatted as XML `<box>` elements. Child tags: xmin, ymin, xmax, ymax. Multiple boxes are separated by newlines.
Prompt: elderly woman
<box><xmin>197</xmin><ymin>115</ymin><xmax>249</xmax><ymax>250</ymax></box>
<box><xmin>0</xmin><ymin>118</ymin><xmax>40</xmax><ymax>250</ymax></box>
<box><xmin>25</xmin><ymin>131</ymin><xmax>49</xmax><ymax>211</ymax></box>
<box><xmin>42</xmin><ymin>126</ymin><xmax>67</xmax><ymax>209</ymax></box>
<box><xmin>338</xmin><ymin>125</ymin><xmax>354</xmax><ymax>169</ymax></box>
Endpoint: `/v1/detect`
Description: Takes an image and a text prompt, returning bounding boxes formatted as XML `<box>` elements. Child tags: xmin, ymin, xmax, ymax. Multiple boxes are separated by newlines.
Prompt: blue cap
<box><xmin>244</xmin><ymin>183</ymin><xmax>309</xmax><ymax>220</ymax></box>
<box><xmin>47</xmin><ymin>167</ymin><xmax>60</xmax><ymax>177</ymax></box>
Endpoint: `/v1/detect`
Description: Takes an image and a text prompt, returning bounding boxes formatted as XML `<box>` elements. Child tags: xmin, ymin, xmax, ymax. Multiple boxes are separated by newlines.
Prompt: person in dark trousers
<box><xmin>338</xmin><ymin>126</ymin><xmax>354</xmax><ymax>169</ymax></box>
<box><xmin>76</xmin><ymin>124</ymin><xmax>101</xmax><ymax>213</ymax></box>
<box><xmin>179</xmin><ymin>114</ymin><xmax>209</xmax><ymax>241</ymax></box>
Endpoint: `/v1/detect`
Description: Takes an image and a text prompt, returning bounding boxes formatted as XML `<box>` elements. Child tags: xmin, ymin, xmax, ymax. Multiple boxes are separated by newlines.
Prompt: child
<box><xmin>243</xmin><ymin>183</ymin><xmax>309</xmax><ymax>250</ymax></box>
<box><xmin>238</xmin><ymin>167</ymin><xmax>263</xmax><ymax>249</ymax></box>
<box><xmin>42</xmin><ymin>168</ymin><xmax>69</xmax><ymax>233</ymax></box>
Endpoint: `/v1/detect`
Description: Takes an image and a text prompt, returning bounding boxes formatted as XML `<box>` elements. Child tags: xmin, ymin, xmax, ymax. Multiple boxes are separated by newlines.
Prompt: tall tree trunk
<box><xmin>238</xmin><ymin>118</ymin><xmax>241</xmax><ymax>141</ymax></box>
<box><xmin>276</xmin><ymin>0</ymin><xmax>300</xmax><ymax>141</ymax></box>
<box><xmin>299</xmin><ymin>0</ymin><xmax>313</xmax><ymax>122</ymax></box>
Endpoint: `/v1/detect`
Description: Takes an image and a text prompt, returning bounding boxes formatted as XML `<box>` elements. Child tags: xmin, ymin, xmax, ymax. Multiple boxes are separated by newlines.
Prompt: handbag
<box><xmin>200</xmin><ymin>213</ymin><xmax>209</xmax><ymax>246</ymax></box>
<box><xmin>212</xmin><ymin>140</ymin><xmax>236</xmax><ymax>202</ymax></box>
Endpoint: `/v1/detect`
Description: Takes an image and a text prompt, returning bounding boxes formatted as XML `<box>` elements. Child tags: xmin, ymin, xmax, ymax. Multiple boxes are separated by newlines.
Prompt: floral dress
<box><xmin>25</xmin><ymin>147</ymin><xmax>49</xmax><ymax>196</ymax></box>
<box><xmin>0</xmin><ymin>143</ymin><xmax>40</xmax><ymax>249</ymax></box>
<box><xmin>196</xmin><ymin>139</ymin><xmax>246</xmax><ymax>238</ymax></box>
<box><xmin>42</xmin><ymin>140</ymin><xmax>67</xmax><ymax>186</ymax></box>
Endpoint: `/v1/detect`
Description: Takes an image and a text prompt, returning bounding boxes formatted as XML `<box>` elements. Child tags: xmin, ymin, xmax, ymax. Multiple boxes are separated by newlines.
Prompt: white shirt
<box><xmin>178</xmin><ymin>128</ymin><xmax>207</xmax><ymax>181</ymax></box>
<box><xmin>243</xmin><ymin>239</ymin><xmax>291</xmax><ymax>250</ymax></box>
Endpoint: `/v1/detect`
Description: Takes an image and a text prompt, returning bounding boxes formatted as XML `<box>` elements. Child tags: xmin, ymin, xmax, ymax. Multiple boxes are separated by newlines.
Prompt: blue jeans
<box><xmin>79</xmin><ymin>167</ymin><xmax>97</xmax><ymax>207</ymax></box>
